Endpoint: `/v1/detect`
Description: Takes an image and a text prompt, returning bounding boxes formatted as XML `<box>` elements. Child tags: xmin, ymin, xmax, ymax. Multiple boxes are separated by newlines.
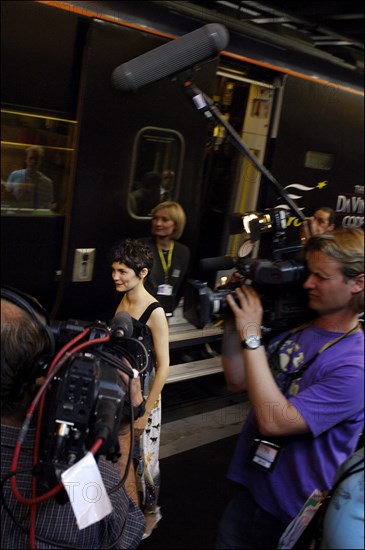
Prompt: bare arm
<box><xmin>221</xmin><ymin>315</ymin><xmax>247</xmax><ymax>392</ymax></box>
<box><xmin>225</xmin><ymin>286</ymin><xmax>310</xmax><ymax>437</ymax></box>
<box><xmin>117</xmin><ymin>369</ymin><xmax>144</xmax><ymax>407</ymax></box>
<box><xmin>145</xmin><ymin>307</ymin><xmax>170</xmax><ymax>409</ymax></box>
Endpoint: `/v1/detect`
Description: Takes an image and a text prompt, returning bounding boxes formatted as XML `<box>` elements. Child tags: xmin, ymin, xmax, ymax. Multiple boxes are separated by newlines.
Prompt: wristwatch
<box><xmin>241</xmin><ymin>335</ymin><xmax>262</xmax><ymax>350</ymax></box>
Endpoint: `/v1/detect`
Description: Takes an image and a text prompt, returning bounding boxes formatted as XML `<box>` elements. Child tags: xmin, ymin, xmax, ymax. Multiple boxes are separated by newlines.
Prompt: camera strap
<box><xmin>271</xmin><ymin>322</ymin><xmax>361</xmax><ymax>393</ymax></box>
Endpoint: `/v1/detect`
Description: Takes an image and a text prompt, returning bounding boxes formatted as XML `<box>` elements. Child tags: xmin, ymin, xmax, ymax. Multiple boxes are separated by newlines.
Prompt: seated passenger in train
<box><xmin>128</xmin><ymin>171</ymin><xmax>161</xmax><ymax>217</ymax></box>
<box><xmin>159</xmin><ymin>168</ymin><xmax>175</xmax><ymax>202</ymax></box>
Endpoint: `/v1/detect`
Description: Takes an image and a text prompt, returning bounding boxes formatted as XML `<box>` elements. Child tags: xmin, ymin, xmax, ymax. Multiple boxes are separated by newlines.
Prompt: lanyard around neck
<box><xmin>157</xmin><ymin>241</ymin><xmax>174</xmax><ymax>280</ymax></box>
<box><xmin>272</xmin><ymin>322</ymin><xmax>361</xmax><ymax>386</ymax></box>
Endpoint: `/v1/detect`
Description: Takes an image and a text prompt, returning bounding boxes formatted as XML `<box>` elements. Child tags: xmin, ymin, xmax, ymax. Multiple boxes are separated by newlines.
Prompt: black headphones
<box><xmin>1</xmin><ymin>285</ymin><xmax>55</xmax><ymax>365</ymax></box>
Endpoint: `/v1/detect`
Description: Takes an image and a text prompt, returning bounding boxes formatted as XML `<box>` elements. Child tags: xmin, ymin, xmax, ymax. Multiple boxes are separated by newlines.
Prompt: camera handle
<box><xmin>180</xmin><ymin>79</ymin><xmax>305</xmax><ymax>222</ymax></box>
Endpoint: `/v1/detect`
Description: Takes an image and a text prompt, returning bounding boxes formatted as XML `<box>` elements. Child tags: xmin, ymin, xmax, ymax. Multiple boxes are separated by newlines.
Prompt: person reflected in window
<box><xmin>129</xmin><ymin>171</ymin><xmax>161</xmax><ymax>217</ymax></box>
<box><xmin>142</xmin><ymin>201</ymin><xmax>191</xmax><ymax>316</ymax></box>
<box><xmin>6</xmin><ymin>146</ymin><xmax>55</xmax><ymax>209</ymax></box>
<box><xmin>159</xmin><ymin>169</ymin><xmax>175</xmax><ymax>202</ymax></box>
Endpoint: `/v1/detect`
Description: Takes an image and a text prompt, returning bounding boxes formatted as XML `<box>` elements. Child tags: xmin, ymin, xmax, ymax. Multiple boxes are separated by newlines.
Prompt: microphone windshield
<box><xmin>112</xmin><ymin>23</ymin><xmax>229</xmax><ymax>92</ymax></box>
<box><xmin>110</xmin><ymin>311</ymin><xmax>134</xmax><ymax>338</ymax></box>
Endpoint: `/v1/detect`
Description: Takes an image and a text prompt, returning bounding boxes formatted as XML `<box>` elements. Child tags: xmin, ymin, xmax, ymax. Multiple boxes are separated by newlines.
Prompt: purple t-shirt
<box><xmin>227</xmin><ymin>324</ymin><xmax>364</xmax><ymax>525</ymax></box>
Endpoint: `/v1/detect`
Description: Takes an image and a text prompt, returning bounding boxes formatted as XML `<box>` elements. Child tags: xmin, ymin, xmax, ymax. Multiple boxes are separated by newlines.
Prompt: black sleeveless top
<box><xmin>130</xmin><ymin>302</ymin><xmax>163</xmax><ymax>393</ymax></box>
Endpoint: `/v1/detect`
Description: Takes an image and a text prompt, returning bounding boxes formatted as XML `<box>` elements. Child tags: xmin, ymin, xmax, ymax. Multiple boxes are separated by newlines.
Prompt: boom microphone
<box><xmin>110</xmin><ymin>312</ymin><xmax>134</xmax><ymax>339</ymax></box>
<box><xmin>112</xmin><ymin>23</ymin><xmax>229</xmax><ymax>92</ymax></box>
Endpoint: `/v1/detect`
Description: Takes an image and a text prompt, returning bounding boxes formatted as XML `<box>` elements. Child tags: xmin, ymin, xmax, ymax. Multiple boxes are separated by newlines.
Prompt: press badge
<box><xmin>248</xmin><ymin>438</ymin><xmax>282</xmax><ymax>473</ymax></box>
<box><xmin>157</xmin><ymin>284</ymin><xmax>173</xmax><ymax>296</ymax></box>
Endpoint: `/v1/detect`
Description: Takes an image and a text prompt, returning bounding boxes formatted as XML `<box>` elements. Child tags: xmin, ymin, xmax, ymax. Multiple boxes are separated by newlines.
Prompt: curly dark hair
<box><xmin>109</xmin><ymin>238</ymin><xmax>154</xmax><ymax>276</ymax></box>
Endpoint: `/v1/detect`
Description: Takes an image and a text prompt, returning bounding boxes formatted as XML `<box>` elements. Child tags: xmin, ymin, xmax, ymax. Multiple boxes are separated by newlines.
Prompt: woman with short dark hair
<box><xmin>110</xmin><ymin>238</ymin><xmax>170</xmax><ymax>539</ymax></box>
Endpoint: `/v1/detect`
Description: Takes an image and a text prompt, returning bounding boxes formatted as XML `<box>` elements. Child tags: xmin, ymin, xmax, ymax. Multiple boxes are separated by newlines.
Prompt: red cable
<box><xmin>11</xmin><ymin>331</ymin><xmax>111</xmax><ymax>506</ymax></box>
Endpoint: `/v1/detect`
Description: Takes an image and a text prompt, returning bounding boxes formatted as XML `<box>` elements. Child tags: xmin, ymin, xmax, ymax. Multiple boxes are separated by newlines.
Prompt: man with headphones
<box><xmin>1</xmin><ymin>286</ymin><xmax>146</xmax><ymax>549</ymax></box>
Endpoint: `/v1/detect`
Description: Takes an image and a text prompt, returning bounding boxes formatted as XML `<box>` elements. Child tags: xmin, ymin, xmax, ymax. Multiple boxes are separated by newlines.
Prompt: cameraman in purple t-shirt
<box><xmin>216</xmin><ymin>228</ymin><xmax>364</xmax><ymax>549</ymax></box>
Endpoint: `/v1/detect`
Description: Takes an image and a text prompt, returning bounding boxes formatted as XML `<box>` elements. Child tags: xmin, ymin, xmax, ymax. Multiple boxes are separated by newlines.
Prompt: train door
<box><xmin>194</xmin><ymin>67</ymin><xmax>276</xmax><ymax>282</ymax></box>
<box><xmin>224</xmin><ymin>76</ymin><xmax>276</xmax><ymax>260</ymax></box>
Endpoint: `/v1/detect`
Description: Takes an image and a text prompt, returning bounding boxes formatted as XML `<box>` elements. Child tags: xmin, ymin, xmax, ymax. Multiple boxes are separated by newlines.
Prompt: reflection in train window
<box><xmin>1</xmin><ymin>110</ymin><xmax>77</xmax><ymax>216</ymax></box>
<box><xmin>128</xmin><ymin>127</ymin><xmax>185</xmax><ymax>218</ymax></box>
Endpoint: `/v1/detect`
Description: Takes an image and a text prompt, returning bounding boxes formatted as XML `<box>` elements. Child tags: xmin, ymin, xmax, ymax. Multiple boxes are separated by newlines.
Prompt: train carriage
<box><xmin>1</xmin><ymin>1</ymin><xmax>363</xmax><ymax>382</ymax></box>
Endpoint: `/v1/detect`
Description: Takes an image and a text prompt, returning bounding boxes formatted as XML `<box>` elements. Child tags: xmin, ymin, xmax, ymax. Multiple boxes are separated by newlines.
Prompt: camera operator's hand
<box><xmin>228</xmin><ymin>271</ymin><xmax>245</xmax><ymax>284</ymax></box>
<box><xmin>226</xmin><ymin>285</ymin><xmax>263</xmax><ymax>341</ymax></box>
<box><xmin>300</xmin><ymin>216</ymin><xmax>324</xmax><ymax>241</ymax></box>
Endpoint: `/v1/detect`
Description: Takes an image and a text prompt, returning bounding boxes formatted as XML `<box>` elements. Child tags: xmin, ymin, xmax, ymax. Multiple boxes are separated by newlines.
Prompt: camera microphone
<box><xmin>110</xmin><ymin>311</ymin><xmax>134</xmax><ymax>339</ymax></box>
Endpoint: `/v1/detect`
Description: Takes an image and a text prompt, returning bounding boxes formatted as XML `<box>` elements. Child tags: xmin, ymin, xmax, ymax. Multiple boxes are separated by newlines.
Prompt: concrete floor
<box><xmin>160</xmin><ymin>400</ymin><xmax>251</xmax><ymax>458</ymax></box>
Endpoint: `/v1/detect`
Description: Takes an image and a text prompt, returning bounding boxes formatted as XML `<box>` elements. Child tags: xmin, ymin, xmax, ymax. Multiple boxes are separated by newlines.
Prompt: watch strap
<box><xmin>123</xmin><ymin>398</ymin><xmax>146</xmax><ymax>419</ymax></box>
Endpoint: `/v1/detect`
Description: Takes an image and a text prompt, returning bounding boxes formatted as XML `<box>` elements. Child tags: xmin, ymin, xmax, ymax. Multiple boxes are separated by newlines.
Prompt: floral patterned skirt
<box><xmin>134</xmin><ymin>396</ymin><xmax>161</xmax><ymax>510</ymax></box>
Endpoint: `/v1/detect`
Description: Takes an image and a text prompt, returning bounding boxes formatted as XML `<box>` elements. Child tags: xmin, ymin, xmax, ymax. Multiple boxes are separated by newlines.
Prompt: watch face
<box><xmin>246</xmin><ymin>335</ymin><xmax>261</xmax><ymax>349</ymax></box>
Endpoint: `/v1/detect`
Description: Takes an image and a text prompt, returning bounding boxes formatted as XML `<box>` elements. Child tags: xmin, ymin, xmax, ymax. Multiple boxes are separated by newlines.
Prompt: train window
<box><xmin>128</xmin><ymin>127</ymin><xmax>185</xmax><ymax>218</ymax></box>
<box><xmin>1</xmin><ymin>110</ymin><xmax>77</xmax><ymax>217</ymax></box>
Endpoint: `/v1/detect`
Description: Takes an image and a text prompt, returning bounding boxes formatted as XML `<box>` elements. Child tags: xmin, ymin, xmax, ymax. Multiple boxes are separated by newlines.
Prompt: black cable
<box><xmin>109</xmin><ymin>378</ymin><xmax>135</xmax><ymax>495</ymax></box>
<box><xmin>1</xmin><ymin>469</ymin><xmax>31</xmax><ymax>534</ymax></box>
<box><xmin>107</xmin><ymin>337</ymin><xmax>149</xmax><ymax>373</ymax></box>
<box><xmin>92</xmin><ymin>347</ymin><xmax>139</xmax><ymax>374</ymax></box>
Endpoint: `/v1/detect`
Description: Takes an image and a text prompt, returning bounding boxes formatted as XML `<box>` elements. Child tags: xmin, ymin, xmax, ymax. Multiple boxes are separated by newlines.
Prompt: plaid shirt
<box><xmin>1</xmin><ymin>424</ymin><xmax>145</xmax><ymax>549</ymax></box>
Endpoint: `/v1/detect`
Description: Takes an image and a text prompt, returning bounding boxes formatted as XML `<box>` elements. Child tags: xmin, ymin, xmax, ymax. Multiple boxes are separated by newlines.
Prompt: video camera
<box><xmin>184</xmin><ymin>208</ymin><xmax>311</xmax><ymax>332</ymax></box>
<box><xmin>35</xmin><ymin>313</ymin><xmax>146</xmax><ymax>503</ymax></box>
